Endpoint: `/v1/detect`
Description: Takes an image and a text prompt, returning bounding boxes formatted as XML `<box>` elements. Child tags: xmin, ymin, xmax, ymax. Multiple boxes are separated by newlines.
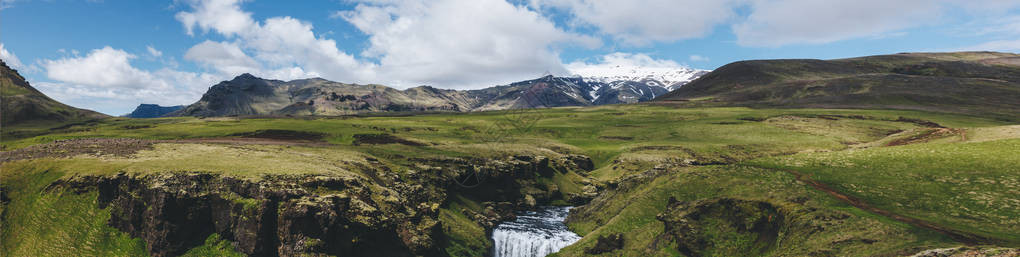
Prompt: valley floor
<box><xmin>1</xmin><ymin>105</ymin><xmax>1017</xmax><ymax>256</ymax></box>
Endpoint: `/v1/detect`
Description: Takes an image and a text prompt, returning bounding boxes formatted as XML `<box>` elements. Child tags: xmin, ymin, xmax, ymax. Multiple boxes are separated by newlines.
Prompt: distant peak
<box><xmin>234</xmin><ymin>73</ymin><xmax>259</xmax><ymax>80</ymax></box>
<box><xmin>570</xmin><ymin>64</ymin><xmax>709</xmax><ymax>88</ymax></box>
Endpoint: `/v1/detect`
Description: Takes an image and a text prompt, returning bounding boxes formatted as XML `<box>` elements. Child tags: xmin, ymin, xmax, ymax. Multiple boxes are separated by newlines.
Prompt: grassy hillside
<box><xmin>655</xmin><ymin>52</ymin><xmax>1020</xmax><ymax>121</ymax></box>
<box><xmin>748</xmin><ymin>132</ymin><xmax>1020</xmax><ymax>244</ymax></box>
<box><xmin>556</xmin><ymin>165</ymin><xmax>959</xmax><ymax>257</ymax></box>
<box><xmin>0</xmin><ymin>60</ymin><xmax>108</xmax><ymax>126</ymax></box>
<box><xmin>556</xmin><ymin>123</ymin><xmax>1020</xmax><ymax>256</ymax></box>
<box><xmin>2</xmin><ymin>105</ymin><xmax>1017</xmax><ymax>256</ymax></box>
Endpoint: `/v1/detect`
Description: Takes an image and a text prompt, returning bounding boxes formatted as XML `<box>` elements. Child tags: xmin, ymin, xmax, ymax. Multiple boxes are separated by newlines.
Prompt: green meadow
<box><xmin>2</xmin><ymin>104</ymin><xmax>1017</xmax><ymax>256</ymax></box>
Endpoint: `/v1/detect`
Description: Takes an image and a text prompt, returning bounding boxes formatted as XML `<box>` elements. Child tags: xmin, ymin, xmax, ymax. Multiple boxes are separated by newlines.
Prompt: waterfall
<box><xmin>492</xmin><ymin>206</ymin><xmax>581</xmax><ymax>257</ymax></box>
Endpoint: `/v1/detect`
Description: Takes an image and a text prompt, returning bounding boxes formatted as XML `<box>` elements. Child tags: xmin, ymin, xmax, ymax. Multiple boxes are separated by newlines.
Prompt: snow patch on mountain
<box><xmin>566</xmin><ymin>53</ymin><xmax>710</xmax><ymax>92</ymax></box>
<box><xmin>571</xmin><ymin>65</ymin><xmax>707</xmax><ymax>90</ymax></box>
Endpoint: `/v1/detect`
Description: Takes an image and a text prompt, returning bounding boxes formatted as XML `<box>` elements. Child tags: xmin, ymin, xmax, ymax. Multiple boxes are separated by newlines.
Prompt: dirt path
<box><xmin>783</xmin><ymin>169</ymin><xmax>1002</xmax><ymax>246</ymax></box>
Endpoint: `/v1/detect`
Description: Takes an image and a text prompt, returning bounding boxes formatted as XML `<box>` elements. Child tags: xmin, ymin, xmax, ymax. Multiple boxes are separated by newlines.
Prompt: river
<box><xmin>491</xmin><ymin>206</ymin><xmax>582</xmax><ymax>257</ymax></box>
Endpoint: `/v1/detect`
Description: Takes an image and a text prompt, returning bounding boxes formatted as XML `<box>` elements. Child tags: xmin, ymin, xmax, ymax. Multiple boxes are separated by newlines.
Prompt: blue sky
<box><xmin>1</xmin><ymin>0</ymin><xmax>1018</xmax><ymax>115</ymax></box>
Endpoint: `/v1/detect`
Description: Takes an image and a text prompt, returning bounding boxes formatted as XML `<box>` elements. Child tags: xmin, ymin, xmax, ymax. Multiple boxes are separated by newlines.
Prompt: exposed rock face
<box><xmin>0</xmin><ymin>60</ymin><xmax>107</xmax><ymax>125</ymax></box>
<box><xmin>125</xmin><ymin>104</ymin><xmax>184</xmax><ymax>118</ymax></box>
<box><xmin>55</xmin><ymin>153</ymin><xmax>594</xmax><ymax>256</ymax></box>
<box><xmin>169</xmin><ymin>71</ymin><xmax>706</xmax><ymax>117</ymax></box>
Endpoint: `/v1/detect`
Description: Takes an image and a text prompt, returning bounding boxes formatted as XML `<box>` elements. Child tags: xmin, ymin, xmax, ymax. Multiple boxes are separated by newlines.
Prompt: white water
<box><xmin>491</xmin><ymin>206</ymin><xmax>581</xmax><ymax>257</ymax></box>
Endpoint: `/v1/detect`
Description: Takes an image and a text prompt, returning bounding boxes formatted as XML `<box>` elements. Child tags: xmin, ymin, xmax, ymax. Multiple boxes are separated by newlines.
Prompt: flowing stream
<box><xmin>491</xmin><ymin>206</ymin><xmax>581</xmax><ymax>257</ymax></box>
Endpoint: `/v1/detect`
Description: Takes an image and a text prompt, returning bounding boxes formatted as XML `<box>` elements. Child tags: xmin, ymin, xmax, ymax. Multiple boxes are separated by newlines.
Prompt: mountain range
<box><xmin>6</xmin><ymin>51</ymin><xmax>1018</xmax><ymax>122</ymax></box>
<box><xmin>166</xmin><ymin>66</ymin><xmax>708</xmax><ymax>117</ymax></box>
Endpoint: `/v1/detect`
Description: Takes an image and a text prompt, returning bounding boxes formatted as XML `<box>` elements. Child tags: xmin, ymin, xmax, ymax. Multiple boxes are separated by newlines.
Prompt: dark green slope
<box><xmin>1</xmin><ymin>60</ymin><xmax>108</xmax><ymax>126</ymax></box>
<box><xmin>655</xmin><ymin>51</ymin><xmax>1020</xmax><ymax>121</ymax></box>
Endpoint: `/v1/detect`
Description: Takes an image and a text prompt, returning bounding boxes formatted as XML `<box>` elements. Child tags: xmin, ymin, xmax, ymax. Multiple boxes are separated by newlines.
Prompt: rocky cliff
<box><xmin>52</xmin><ymin>153</ymin><xmax>594</xmax><ymax>257</ymax></box>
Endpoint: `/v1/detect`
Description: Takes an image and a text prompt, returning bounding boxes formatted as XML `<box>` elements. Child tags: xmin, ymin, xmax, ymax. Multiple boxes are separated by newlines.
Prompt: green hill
<box><xmin>655</xmin><ymin>52</ymin><xmax>1020</xmax><ymax>121</ymax></box>
<box><xmin>1</xmin><ymin>60</ymin><xmax>107</xmax><ymax>126</ymax></box>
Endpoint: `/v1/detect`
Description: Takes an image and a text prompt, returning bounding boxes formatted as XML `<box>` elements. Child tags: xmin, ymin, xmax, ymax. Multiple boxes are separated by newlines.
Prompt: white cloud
<box><xmin>0</xmin><ymin>43</ymin><xmax>25</xmax><ymax>69</ymax></box>
<box><xmin>534</xmin><ymin>0</ymin><xmax>737</xmax><ymax>46</ymax></box>
<box><xmin>43</xmin><ymin>47</ymin><xmax>155</xmax><ymax>88</ymax></box>
<box><xmin>689</xmin><ymin>55</ymin><xmax>709</xmax><ymax>62</ymax></box>
<box><xmin>184</xmin><ymin>40</ymin><xmax>260</xmax><ymax>75</ymax></box>
<box><xmin>731</xmin><ymin>0</ymin><xmax>1020</xmax><ymax>47</ymax></box>
<box><xmin>38</xmin><ymin>46</ymin><xmax>225</xmax><ymax>114</ymax></box>
<box><xmin>566</xmin><ymin>52</ymin><xmax>687</xmax><ymax>76</ymax></box>
<box><xmin>174</xmin><ymin>0</ymin><xmax>598</xmax><ymax>89</ymax></box>
<box><xmin>174</xmin><ymin>0</ymin><xmax>255</xmax><ymax>36</ymax></box>
<box><xmin>732</xmin><ymin>0</ymin><xmax>943</xmax><ymax>47</ymax></box>
<box><xmin>341</xmin><ymin>0</ymin><xmax>599</xmax><ymax>88</ymax></box>
<box><xmin>175</xmin><ymin>0</ymin><xmax>371</xmax><ymax>83</ymax></box>
<box><xmin>531</xmin><ymin>0</ymin><xmax>1020</xmax><ymax>47</ymax></box>
<box><xmin>146</xmin><ymin>45</ymin><xmax>163</xmax><ymax>57</ymax></box>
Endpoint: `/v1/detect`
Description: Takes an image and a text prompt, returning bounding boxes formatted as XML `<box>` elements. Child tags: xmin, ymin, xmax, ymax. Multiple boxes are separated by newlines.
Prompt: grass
<box><xmin>439</xmin><ymin>195</ymin><xmax>491</xmax><ymax>257</ymax></box>
<box><xmin>747</xmin><ymin>126</ymin><xmax>1020</xmax><ymax>244</ymax></box>
<box><xmin>556</xmin><ymin>165</ymin><xmax>958</xmax><ymax>257</ymax></box>
<box><xmin>0</xmin><ymin>161</ymin><xmax>149</xmax><ymax>256</ymax></box>
<box><xmin>51</xmin><ymin>143</ymin><xmax>373</xmax><ymax>180</ymax></box>
<box><xmin>1</xmin><ymin>105</ymin><xmax>1015</xmax><ymax>256</ymax></box>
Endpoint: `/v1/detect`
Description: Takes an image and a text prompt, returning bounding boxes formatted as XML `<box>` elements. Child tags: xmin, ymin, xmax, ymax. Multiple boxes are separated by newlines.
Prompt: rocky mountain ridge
<box><xmin>168</xmin><ymin>68</ymin><xmax>707</xmax><ymax>117</ymax></box>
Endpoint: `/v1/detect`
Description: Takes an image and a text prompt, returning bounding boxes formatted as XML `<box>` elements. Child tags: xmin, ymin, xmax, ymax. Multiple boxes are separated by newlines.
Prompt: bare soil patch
<box><xmin>0</xmin><ymin>138</ymin><xmax>156</xmax><ymax>162</ymax></box>
<box><xmin>1</xmin><ymin>136</ymin><xmax>335</xmax><ymax>163</ymax></box>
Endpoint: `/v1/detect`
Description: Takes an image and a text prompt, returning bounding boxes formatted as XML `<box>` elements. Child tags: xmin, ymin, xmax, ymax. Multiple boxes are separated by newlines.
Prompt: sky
<box><xmin>1</xmin><ymin>0</ymin><xmax>1019</xmax><ymax>115</ymax></box>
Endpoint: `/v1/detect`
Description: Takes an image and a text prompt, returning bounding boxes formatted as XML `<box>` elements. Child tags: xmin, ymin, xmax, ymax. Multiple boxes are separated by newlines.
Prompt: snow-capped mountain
<box><xmin>570</xmin><ymin>65</ymin><xmax>709</xmax><ymax>91</ymax></box>
<box><xmin>169</xmin><ymin>67</ymin><xmax>712</xmax><ymax>117</ymax></box>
